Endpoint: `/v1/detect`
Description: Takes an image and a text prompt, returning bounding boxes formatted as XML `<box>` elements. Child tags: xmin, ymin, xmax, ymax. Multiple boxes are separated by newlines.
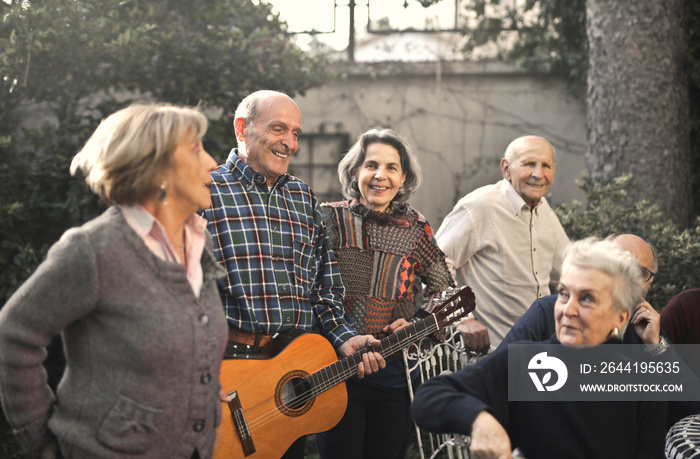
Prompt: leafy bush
<box><xmin>555</xmin><ymin>174</ymin><xmax>700</xmax><ymax>309</ymax></box>
<box><xmin>0</xmin><ymin>0</ymin><xmax>330</xmax><ymax>303</ymax></box>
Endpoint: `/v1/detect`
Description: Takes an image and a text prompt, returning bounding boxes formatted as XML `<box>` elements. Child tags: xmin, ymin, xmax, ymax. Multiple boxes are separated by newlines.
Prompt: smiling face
<box><xmin>554</xmin><ymin>265</ymin><xmax>631</xmax><ymax>347</ymax></box>
<box><xmin>235</xmin><ymin>94</ymin><xmax>302</xmax><ymax>187</ymax></box>
<box><xmin>501</xmin><ymin>136</ymin><xmax>556</xmax><ymax>207</ymax></box>
<box><xmin>354</xmin><ymin>142</ymin><xmax>406</xmax><ymax>213</ymax></box>
<box><xmin>163</xmin><ymin>129</ymin><xmax>217</xmax><ymax>215</ymax></box>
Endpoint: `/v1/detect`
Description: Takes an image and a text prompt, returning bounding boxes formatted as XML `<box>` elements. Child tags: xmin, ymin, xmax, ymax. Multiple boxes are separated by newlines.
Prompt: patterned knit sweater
<box><xmin>320</xmin><ymin>200</ymin><xmax>455</xmax><ymax>336</ymax></box>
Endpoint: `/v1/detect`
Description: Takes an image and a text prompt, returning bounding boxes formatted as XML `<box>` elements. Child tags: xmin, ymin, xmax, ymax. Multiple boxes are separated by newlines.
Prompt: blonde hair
<box><xmin>70</xmin><ymin>103</ymin><xmax>208</xmax><ymax>205</ymax></box>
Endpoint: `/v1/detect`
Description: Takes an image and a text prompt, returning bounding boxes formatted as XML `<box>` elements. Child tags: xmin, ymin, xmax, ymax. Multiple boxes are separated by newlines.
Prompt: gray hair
<box><xmin>70</xmin><ymin>103</ymin><xmax>208</xmax><ymax>205</ymax></box>
<box><xmin>562</xmin><ymin>237</ymin><xmax>644</xmax><ymax>318</ymax></box>
<box><xmin>234</xmin><ymin>89</ymin><xmax>289</xmax><ymax>127</ymax></box>
<box><xmin>338</xmin><ymin>128</ymin><xmax>422</xmax><ymax>202</ymax></box>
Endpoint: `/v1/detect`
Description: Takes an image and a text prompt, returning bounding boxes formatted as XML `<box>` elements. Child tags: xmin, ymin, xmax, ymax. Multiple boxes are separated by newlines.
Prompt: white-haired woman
<box><xmin>0</xmin><ymin>104</ymin><xmax>227</xmax><ymax>458</ymax></box>
<box><xmin>316</xmin><ymin>128</ymin><xmax>455</xmax><ymax>459</ymax></box>
<box><xmin>413</xmin><ymin>237</ymin><xmax>667</xmax><ymax>458</ymax></box>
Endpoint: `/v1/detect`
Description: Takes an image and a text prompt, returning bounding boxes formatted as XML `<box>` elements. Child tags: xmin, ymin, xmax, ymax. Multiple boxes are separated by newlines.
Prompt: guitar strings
<box><xmin>235</xmin><ymin>295</ymin><xmax>470</xmax><ymax>438</ymax></box>
<box><xmin>237</xmin><ymin>315</ymin><xmax>446</xmax><ymax>437</ymax></box>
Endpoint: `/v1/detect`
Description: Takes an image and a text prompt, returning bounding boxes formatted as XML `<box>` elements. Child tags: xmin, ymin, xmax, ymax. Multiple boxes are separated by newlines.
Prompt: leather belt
<box><xmin>225</xmin><ymin>328</ymin><xmax>306</xmax><ymax>360</ymax></box>
<box><xmin>228</xmin><ymin>328</ymin><xmax>275</xmax><ymax>349</ymax></box>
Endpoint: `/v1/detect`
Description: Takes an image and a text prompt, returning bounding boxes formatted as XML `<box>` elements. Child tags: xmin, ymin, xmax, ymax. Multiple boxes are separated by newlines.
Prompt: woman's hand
<box><xmin>470</xmin><ymin>411</ymin><xmax>512</xmax><ymax>459</ymax></box>
<box><xmin>381</xmin><ymin>318</ymin><xmax>411</xmax><ymax>335</ymax></box>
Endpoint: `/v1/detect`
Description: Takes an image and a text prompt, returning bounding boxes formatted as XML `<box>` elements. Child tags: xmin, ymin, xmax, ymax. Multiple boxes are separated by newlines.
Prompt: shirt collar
<box><xmin>119</xmin><ymin>204</ymin><xmax>158</xmax><ymax>237</ymax></box>
<box><xmin>119</xmin><ymin>204</ymin><xmax>207</xmax><ymax>248</ymax></box>
<box><xmin>498</xmin><ymin>179</ymin><xmax>542</xmax><ymax>216</ymax></box>
<box><xmin>225</xmin><ymin>148</ymin><xmax>291</xmax><ymax>189</ymax></box>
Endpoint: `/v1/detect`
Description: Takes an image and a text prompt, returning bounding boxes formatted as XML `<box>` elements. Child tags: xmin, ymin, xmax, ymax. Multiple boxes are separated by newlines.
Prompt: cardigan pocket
<box><xmin>97</xmin><ymin>394</ymin><xmax>164</xmax><ymax>453</ymax></box>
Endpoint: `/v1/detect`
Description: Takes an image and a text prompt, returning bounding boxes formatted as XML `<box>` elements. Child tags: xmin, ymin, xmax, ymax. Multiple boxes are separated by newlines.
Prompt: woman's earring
<box><xmin>158</xmin><ymin>180</ymin><xmax>168</xmax><ymax>205</ymax></box>
<box><xmin>612</xmin><ymin>327</ymin><xmax>620</xmax><ymax>338</ymax></box>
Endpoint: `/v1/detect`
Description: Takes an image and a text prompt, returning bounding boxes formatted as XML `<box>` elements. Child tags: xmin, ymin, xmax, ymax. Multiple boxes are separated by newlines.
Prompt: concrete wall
<box><xmin>294</xmin><ymin>60</ymin><xmax>587</xmax><ymax>229</ymax></box>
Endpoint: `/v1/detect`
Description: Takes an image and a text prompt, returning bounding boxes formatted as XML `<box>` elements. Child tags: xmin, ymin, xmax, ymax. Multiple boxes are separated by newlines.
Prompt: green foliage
<box><xmin>461</xmin><ymin>0</ymin><xmax>587</xmax><ymax>87</ymax></box>
<box><xmin>457</xmin><ymin>0</ymin><xmax>700</xmax><ymax>213</ymax></box>
<box><xmin>555</xmin><ymin>174</ymin><xmax>700</xmax><ymax>309</ymax></box>
<box><xmin>0</xmin><ymin>0</ymin><xmax>330</xmax><ymax>302</ymax></box>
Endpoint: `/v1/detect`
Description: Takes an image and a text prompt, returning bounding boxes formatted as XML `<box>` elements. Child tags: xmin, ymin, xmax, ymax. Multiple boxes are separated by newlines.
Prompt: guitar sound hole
<box><xmin>280</xmin><ymin>377</ymin><xmax>312</xmax><ymax>410</ymax></box>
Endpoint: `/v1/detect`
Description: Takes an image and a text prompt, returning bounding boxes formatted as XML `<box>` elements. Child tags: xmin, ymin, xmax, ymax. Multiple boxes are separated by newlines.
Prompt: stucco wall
<box><xmin>294</xmin><ymin>60</ymin><xmax>587</xmax><ymax>228</ymax></box>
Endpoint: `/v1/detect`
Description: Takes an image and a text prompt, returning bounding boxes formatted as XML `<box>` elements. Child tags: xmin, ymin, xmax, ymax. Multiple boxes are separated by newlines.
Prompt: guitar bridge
<box><xmin>227</xmin><ymin>390</ymin><xmax>256</xmax><ymax>456</ymax></box>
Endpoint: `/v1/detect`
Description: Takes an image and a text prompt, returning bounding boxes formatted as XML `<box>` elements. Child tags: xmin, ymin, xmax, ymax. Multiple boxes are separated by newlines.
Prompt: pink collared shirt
<box><xmin>119</xmin><ymin>205</ymin><xmax>206</xmax><ymax>297</ymax></box>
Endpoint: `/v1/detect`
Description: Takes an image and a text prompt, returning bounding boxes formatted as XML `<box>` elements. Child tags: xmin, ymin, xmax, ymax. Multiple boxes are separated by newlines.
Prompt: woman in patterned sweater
<box><xmin>316</xmin><ymin>128</ymin><xmax>455</xmax><ymax>459</ymax></box>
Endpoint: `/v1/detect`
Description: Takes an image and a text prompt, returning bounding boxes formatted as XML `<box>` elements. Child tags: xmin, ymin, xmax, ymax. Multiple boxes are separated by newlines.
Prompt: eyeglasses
<box><xmin>640</xmin><ymin>266</ymin><xmax>655</xmax><ymax>283</ymax></box>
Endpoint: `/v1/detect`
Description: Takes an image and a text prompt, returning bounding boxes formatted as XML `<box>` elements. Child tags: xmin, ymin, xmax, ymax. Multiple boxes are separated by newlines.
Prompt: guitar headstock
<box><xmin>431</xmin><ymin>286</ymin><xmax>476</xmax><ymax>328</ymax></box>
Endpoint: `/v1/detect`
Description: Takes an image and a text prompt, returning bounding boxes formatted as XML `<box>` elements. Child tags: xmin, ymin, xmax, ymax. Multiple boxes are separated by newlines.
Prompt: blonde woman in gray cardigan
<box><xmin>0</xmin><ymin>104</ymin><xmax>228</xmax><ymax>459</ymax></box>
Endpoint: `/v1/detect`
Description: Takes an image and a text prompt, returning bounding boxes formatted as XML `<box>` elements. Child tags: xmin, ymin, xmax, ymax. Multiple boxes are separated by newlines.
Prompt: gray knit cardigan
<box><xmin>0</xmin><ymin>206</ymin><xmax>229</xmax><ymax>458</ymax></box>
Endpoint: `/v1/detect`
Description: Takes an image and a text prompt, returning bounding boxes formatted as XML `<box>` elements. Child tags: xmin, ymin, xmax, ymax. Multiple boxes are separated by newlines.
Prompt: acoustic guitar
<box><xmin>213</xmin><ymin>285</ymin><xmax>475</xmax><ymax>459</ymax></box>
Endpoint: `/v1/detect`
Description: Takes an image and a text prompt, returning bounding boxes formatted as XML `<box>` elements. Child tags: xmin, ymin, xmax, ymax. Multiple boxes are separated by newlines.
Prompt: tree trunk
<box><xmin>586</xmin><ymin>0</ymin><xmax>692</xmax><ymax>227</ymax></box>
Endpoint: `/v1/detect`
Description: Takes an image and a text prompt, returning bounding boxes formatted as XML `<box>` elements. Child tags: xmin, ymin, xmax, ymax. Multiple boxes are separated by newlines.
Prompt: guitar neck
<box><xmin>305</xmin><ymin>315</ymin><xmax>439</xmax><ymax>396</ymax></box>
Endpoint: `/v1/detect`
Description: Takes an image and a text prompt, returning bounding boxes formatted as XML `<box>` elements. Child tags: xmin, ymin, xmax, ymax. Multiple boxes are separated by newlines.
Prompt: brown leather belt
<box><xmin>228</xmin><ymin>328</ymin><xmax>275</xmax><ymax>348</ymax></box>
<box><xmin>225</xmin><ymin>328</ymin><xmax>306</xmax><ymax>359</ymax></box>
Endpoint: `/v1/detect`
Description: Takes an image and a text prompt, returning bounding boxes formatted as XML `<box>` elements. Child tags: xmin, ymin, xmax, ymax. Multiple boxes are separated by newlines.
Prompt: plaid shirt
<box><xmin>202</xmin><ymin>150</ymin><xmax>356</xmax><ymax>348</ymax></box>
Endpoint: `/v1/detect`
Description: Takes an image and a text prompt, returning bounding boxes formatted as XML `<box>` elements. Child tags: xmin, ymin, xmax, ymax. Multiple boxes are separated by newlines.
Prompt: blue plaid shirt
<box><xmin>202</xmin><ymin>150</ymin><xmax>356</xmax><ymax>348</ymax></box>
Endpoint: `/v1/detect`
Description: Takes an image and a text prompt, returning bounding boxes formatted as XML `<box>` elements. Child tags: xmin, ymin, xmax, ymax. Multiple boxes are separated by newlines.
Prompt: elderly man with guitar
<box><xmin>202</xmin><ymin>90</ymin><xmax>387</xmax><ymax>459</ymax></box>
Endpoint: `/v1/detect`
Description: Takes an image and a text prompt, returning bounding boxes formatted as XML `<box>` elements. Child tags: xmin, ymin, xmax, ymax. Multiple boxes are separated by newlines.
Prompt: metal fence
<box><xmin>403</xmin><ymin>325</ymin><xmax>484</xmax><ymax>459</ymax></box>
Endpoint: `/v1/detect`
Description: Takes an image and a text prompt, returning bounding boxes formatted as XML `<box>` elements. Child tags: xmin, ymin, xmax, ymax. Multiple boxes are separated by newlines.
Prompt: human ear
<box><xmin>233</xmin><ymin>118</ymin><xmax>247</xmax><ymax>142</ymax></box>
<box><xmin>500</xmin><ymin>158</ymin><xmax>510</xmax><ymax>180</ymax></box>
<box><xmin>616</xmin><ymin>309</ymin><xmax>631</xmax><ymax>331</ymax></box>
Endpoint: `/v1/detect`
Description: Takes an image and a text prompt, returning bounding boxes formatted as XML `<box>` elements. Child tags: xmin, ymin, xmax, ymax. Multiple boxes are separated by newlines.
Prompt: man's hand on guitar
<box><xmin>458</xmin><ymin>317</ymin><xmax>491</xmax><ymax>354</ymax></box>
<box><xmin>338</xmin><ymin>335</ymin><xmax>386</xmax><ymax>379</ymax></box>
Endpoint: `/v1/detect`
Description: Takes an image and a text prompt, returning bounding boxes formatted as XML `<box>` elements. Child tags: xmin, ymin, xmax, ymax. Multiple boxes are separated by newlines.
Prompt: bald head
<box><xmin>503</xmin><ymin>135</ymin><xmax>557</xmax><ymax>164</ymax></box>
<box><xmin>609</xmin><ymin>234</ymin><xmax>657</xmax><ymax>295</ymax></box>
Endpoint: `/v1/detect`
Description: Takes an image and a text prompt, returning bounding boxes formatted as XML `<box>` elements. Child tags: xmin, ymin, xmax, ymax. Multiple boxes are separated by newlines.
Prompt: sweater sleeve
<box><xmin>499</xmin><ymin>295</ymin><xmax>557</xmax><ymax>349</ymax></box>
<box><xmin>634</xmin><ymin>400</ymin><xmax>667</xmax><ymax>458</ymax></box>
<box><xmin>308</xmin><ymin>203</ymin><xmax>356</xmax><ymax>347</ymax></box>
<box><xmin>0</xmin><ymin>228</ymin><xmax>99</xmax><ymax>452</ymax></box>
<box><xmin>412</xmin><ymin>347</ymin><xmax>510</xmax><ymax>435</ymax></box>
<box><xmin>414</xmin><ymin>221</ymin><xmax>456</xmax><ymax>315</ymax></box>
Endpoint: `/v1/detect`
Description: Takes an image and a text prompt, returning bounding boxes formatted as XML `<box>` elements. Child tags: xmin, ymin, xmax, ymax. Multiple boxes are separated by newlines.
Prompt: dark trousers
<box><xmin>281</xmin><ymin>435</ymin><xmax>307</xmax><ymax>459</ymax></box>
<box><xmin>315</xmin><ymin>379</ymin><xmax>413</xmax><ymax>459</ymax></box>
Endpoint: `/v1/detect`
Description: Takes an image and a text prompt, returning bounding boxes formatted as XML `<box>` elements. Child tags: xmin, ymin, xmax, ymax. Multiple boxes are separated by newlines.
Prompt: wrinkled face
<box><xmin>555</xmin><ymin>265</ymin><xmax>630</xmax><ymax>347</ymax></box>
<box><xmin>354</xmin><ymin>142</ymin><xmax>406</xmax><ymax>213</ymax></box>
<box><xmin>501</xmin><ymin>140</ymin><xmax>556</xmax><ymax>207</ymax></box>
<box><xmin>236</xmin><ymin>95</ymin><xmax>302</xmax><ymax>187</ymax></box>
<box><xmin>164</xmin><ymin>130</ymin><xmax>217</xmax><ymax>214</ymax></box>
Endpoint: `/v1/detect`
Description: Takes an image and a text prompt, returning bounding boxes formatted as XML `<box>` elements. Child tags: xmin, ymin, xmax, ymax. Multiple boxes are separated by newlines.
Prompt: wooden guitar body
<box><xmin>214</xmin><ymin>333</ymin><xmax>346</xmax><ymax>459</ymax></box>
<box><xmin>213</xmin><ymin>286</ymin><xmax>475</xmax><ymax>458</ymax></box>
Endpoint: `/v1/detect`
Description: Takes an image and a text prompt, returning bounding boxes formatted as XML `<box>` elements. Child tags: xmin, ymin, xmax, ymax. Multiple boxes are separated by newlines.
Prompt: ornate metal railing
<box><xmin>403</xmin><ymin>325</ymin><xmax>485</xmax><ymax>459</ymax></box>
